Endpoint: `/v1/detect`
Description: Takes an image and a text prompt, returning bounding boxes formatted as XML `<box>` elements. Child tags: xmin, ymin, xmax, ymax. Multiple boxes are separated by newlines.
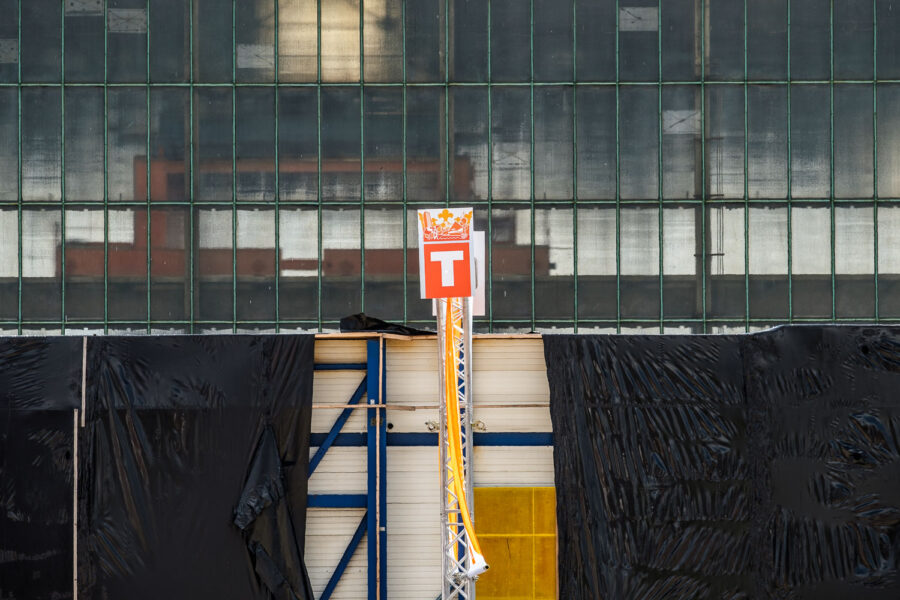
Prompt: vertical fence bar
<box><xmin>60</xmin><ymin>0</ymin><xmax>66</xmax><ymax>335</ymax></box>
<box><xmin>232</xmin><ymin>0</ymin><xmax>237</xmax><ymax>333</ymax></box>
<box><xmin>743</xmin><ymin>0</ymin><xmax>749</xmax><ymax>332</ymax></box>
<box><xmin>615</xmin><ymin>0</ymin><xmax>621</xmax><ymax>333</ymax></box>
<box><xmin>657</xmin><ymin>0</ymin><xmax>664</xmax><ymax>333</ymax></box>
<box><xmin>700</xmin><ymin>0</ymin><xmax>708</xmax><ymax>332</ymax></box>
<box><xmin>572</xmin><ymin>0</ymin><xmax>578</xmax><ymax>332</ymax></box>
<box><xmin>274</xmin><ymin>0</ymin><xmax>281</xmax><ymax>332</ymax></box>
<box><xmin>188</xmin><ymin>0</ymin><xmax>195</xmax><ymax>333</ymax></box>
<box><xmin>401</xmin><ymin>0</ymin><xmax>407</xmax><ymax>324</ymax></box>
<box><xmin>146</xmin><ymin>0</ymin><xmax>152</xmax><ymax>333</ymax></box>
<box><xmin>529</xmin><ymin>0</ymin><xmax>536</xmax><ymax>331</ymax></box>
<box><xmin>872</xmin><ymin>0</ymin><xmax>879</xmax><ymax>322</ymax></box>
<box><xmin>103</xmin><ymin>0</ymin><xmax>109</xmax><ymax>334</ymax></box>
<box><xmin>487</xmin><ymin>0</ymin><xmax>493</xmax><ymax>331</ymax></box>
<box><xmin>786</xmin><ymin>0</ymin><xmax>793</xmax><ymax>323</ymax></box>
<box><xmin>16</xmin><ymin>0</ymin><xmax>21</xmax><ymax>335</ymax></box>
<box><xmin>359</xmin><ymin>0</ymin><xmax>366</xmax><ymax>316</ymax></box>
<box><xmin>316</xmin><ymin>0</ymin><xmax>323</xmax><ymax>330</ymax></box>
<box><xmin>829</xmin><ymin>0</ymin><xmax>835</xmax><ymax>322</ymax></box>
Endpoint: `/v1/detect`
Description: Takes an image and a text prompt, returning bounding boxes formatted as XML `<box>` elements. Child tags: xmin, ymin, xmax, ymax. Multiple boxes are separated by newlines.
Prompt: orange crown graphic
<box><xmin>419</xmin><ymin>209</ymin><xmax>473</xmax><ymax>242</ymax></box>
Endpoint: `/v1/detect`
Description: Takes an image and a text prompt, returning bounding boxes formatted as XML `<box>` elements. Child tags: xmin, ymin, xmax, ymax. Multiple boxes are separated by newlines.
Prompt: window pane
<box><xmin>21</xmin><ymin>209</ymin><xmax>62</xmax><ymax>321</ymax></box>
<box><xmin>662</xmin><ymin>86</ymin><xmax>701</xmax><ymax>200</ymax></box>
<box><xmin>791</xmin><ymin>0</ymin><xmax>830</xmax><ymax>79</ymax></box>
<box><xmin>878</xmin><ymin>85</ymin><xmax>900</xmax><ymax>197</ymax></box>
<box><xmin>64</xmin><ymin>207</ymin><xmax>111</xmax><ymax>320</ymax></box>
<box><xmin>748</xmin><ymin>0</ymin><xmax>787</xmax><ymax>80</ymax></box>
<box><xmin>0</xmin><ymin>89</ymin><xmax>17</xmax><ymax>201</ymax></box>
<box><xmin>64</xmin><ymin>4</ymin><xmax>103</xmax><ymax>81</ymax></box>
<box><xmin>790</xmin><ymin>85</ymin><xmax>829</xmax><ymax>198</ymax></box>
<box><xmin>620</xmin><ymin>87</ymin><xmax>658</xmax><ymax>200</ymax></box>
<box><xmin>834</xmin><ymin>85</ymin><xmax>873</xmax><ymax>199</ymax></box>
<box><xmin>278</xmin><ymin>0</ymin><xmax>317</xmax><ymax>82</ymax></box>
<box><xmin>108</xmin><ymin>0</ymin><xmax>147</xmax><ymax>83</ymax></box>
<box><xmin>321</xmin><ymin>0</ymin><xmax>360</xmax><ymax>82</ymax></box>
<box><xmin>194</xmin><ymin>0</ymin><xmax>232</xmax><ymax>82</ymax></box>
<box><xmin>22</xmin><ymin>88</ymin><xmax>61</xmax><ymax>202</ymax></box>
<box><xmin>406</xmin><ymin>0</ymin><xmax>443</xmax><ymax>82</ymax></box>
<box><xmin>194</xmin><ymin>88</ymin><xmax>233</xmax><ymax>202</ymax></box>
<box><xmin>65</xmin><ymin>87</ymin><xmax>103</xmax><ymax>202</ymax></box>
<box><xmin>364</xmin><ymin>89</ymin><xmax>402</xmax><ymax>203</ymax></box>
<box><xmin>791</xmin><ymin>205</ymin><xmax>832</xmax><ymax>318</ymax></box>
<box><xmin>534</xmin><ymin>0</ymin><xmax>573</xmax><ymax>82</ymax></box>
<box><xmin>576</xmin><ymin>206</ymin><xmax>617</xmax><ymax>320</ymax></box>
<box><xmin>452</xmin><ymin>88</ymin><xmax>487</xmax><ymax>202</ymax></box>
<box><xmin>364</xmin><ymin>0</ymin><xmax>402</xmax><ymax>82</ymax></box>
<box><xmin>491</xmin><ymin>0</ymin><xmax>530</xmax><ymax>82</ymax></box>
<box><xmin>576</xmin><ymin>87</ymin><xmax>616</xmax><ymax>200</ymax></box>
<box><xmin>834</xmin><ymin>0</ymin><xmax>873</xmax><ymax>79</ymax></box>
<box><xmin>149</xmin><ymin>87</ymin><xmax>189</xmax><ymax>202</ymax></box>
<box><xmin>109</xmin><ymin>89</ymin><xmax>147</xmax><ymax>203</ymax></box>
<box><xmin>620</xmin><ymin>205</ymin><xmax>660</xmax><ymax>319</ymax></box>
<box><xmin>278</xmin><ymin>88</ymin><xmax>318</xmax><ymax>201</ymax></box>
<box><xmin>491</xmin><ymin>206</ymin><xmax>531</xmax><ymax>320</ymax></box>
<box><xmin>407</xmin><ymin>88</ymin><xmax>444</xmax><ymax>203</ymax></box>
<box><xmin>748</xmin><ymin>85</ymin><xmax>787</xmax><ymax>199</ymax></box>
<box><xmin>363</xmin><ymin>206</ymin><xmax>404</xmax><ymax>320</ymax></box>
<box><xmin>492</xmin><ymin>88</ymin><xmax>530</xmax><ymax>200</ymax></box>
<box><xmin>662</xmin><ymin>205</ymin><xmax>699</xmax><ymax>319</ymax></box>
<box><xmin>748</xmin><ymin>205</ymin><xmax>788</xmax><ymax>319</ymax></box>
<box><xmin>877</xmin><ymin>206</ymin><xmax>900</xmax><ymax>317</ymax></box>
<box><xmin>321</xmin><ymin>88</ymin><xmax>361</xmax><ymax>201</ymax></box>
<box><xmin>835</xmin><ymin>205</ymin><xmax>874</xmax><ymax>317</ymax></box>
<box><xmin>0</xmin><ymin>0</ymin><xmax>17</xmax><ymax>83</ymax></box>
<box><xmin>877</xmin><ymin>0</ymin><xmax>900</xmax><ymax>79</ymax></box>
<box><xmin>150</xmin><ymin>0</ymin><xmax>188</xmax><ymax>82</ymax></box>
<box><xmin>706</xmin><ymin>0</ymin><xmax>743</xmax><ymax>80</ymax></box>
<box><xmin>322</xmin><ymin>207</ymin><xmax>361</xmax><ymax>320</ymax></box>
<box><xmin>278</xmin><ymin>207</ymin><xmax>319</xmax><ymax>321</ymax></box>
<box><xmin>196</xmin><ymin>207</ymin><xmax>234</xmax><ymax>321</ymax></box>
<box><xmin>534</xmin><ymin>206</ymin><xmax>573</xmax><ymax>321</ymax></box>
<box><xmin>576</xmin><ymin>0</ymin><xmax>615</xmax><ymax>81</ymax></box>
<box><xmin>236</xmin><ymin>208</ymin><xmax>276</xmax><ymax>320</ymax></box>
<box><xmin>236</xmin><ymin>88</ymin><xmax>275</xmax><ymax>202</ymax></box>
<box><xmin>149</xmin><ymin>207</ymin><xmax>189</xmax><ymax>321</ymax></box>
<box><xmin>107</xmin><ymin>208</ymin><xmax>146</xmax><ymax>321</ymax></box>
<box><xmin>22</xmin><ymin>0</ymin><xmax>61</xmax><ymax>82</ymax></box>
<box><xmin>707</xmin><ymin>205</ymin><xmax>745</xmax><ymax>319</ymax></box>
<box><xmin>0</xmin><ymin>208</ymin><xmax>17</xmax><ymax>320</ymax></box>
<box><xmin>236</xmin><ymin>0</ymin><xmax>275</xmax><ymax>83</ymax></box>
<box><xmin>705</xmin><ymin>86</ymin><xmax>744</xmax><ymax>200</ymax></box>
<box><xmin>661</xmin><ymin>0</ymin><xmax>699</xmax><ymax>81</ymax></box>
<box><xmin>619</xmin><ymin>1</ymin><xmax>659</xmax><ymax>82</ymax></box>
<box><xmin>534</xmin><ymin>87</ymin><xmax>573</xmax><ymax>201</ymax></box>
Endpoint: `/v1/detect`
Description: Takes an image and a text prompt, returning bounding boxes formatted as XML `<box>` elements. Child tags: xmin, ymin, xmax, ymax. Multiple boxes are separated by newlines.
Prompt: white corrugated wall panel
<box><xmin>305</xmin><ymin>509</ymin><xmax>368</xmax><ymax>599</ymax></box>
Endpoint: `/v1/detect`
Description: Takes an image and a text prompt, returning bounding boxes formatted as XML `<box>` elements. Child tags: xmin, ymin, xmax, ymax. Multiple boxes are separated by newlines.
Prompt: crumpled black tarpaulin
<box><xmin>0</xmin><ymin>338</ymin><xmax>83</xmax><ymax>599</ymax></box>
<box><xmin>79</xmin><ymin>335</ymin><xmax>315</xmax><ymax>600</ymax></box>
<box><xmin>340</xmin><ymin>313</ymin><xmax>434</xmax><ymax>336</ymax></box>
<box><xmin>545</xmin><ymin>326</ymin><xmax>900</xmax><ymax>599</ymax></box>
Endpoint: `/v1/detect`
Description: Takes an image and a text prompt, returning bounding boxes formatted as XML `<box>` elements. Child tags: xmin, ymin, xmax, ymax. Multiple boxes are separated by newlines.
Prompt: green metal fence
<box><xmin>0</xmin><ymin>0</ymin><xmax>899</xmax><ymax>334</ymax></box>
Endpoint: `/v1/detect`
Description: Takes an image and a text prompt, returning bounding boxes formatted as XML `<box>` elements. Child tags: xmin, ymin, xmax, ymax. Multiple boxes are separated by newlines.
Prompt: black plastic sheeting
<box><xmin>340</xmin><ymin>313</ymin><xmax>434</xmax><ymax>336</ymax></box>
<box><xmin>545</xmin><ymin>326</ymin><xmax>900</xmax><ymax>599</ymax></box>
<box><xmin>1</xmin><ymin>335</ymin><xmax>315</xmax><ymax>600</ymax></box>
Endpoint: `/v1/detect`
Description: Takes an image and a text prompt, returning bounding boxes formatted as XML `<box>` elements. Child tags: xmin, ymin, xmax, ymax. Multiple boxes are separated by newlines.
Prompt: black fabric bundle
<box><xmin>545</xmin><ymin>326</ymin><xmax>900</xmax><ymax>599</ymax></box>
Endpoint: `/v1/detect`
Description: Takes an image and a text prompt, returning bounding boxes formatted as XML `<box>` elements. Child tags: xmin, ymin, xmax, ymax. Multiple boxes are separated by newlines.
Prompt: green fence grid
<box><xmin>0</xmin><ymin>0</ymin><xmax>898</xmax><ymax>334</ymax></box>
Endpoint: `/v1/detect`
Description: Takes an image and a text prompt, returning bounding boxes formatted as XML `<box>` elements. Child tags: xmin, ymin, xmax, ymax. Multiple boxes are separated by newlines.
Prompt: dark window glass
<box><xmin>491</xmin><ymin>0</ymin><xmax>530</xmax><ymax>81</ymax></box>
<box><xmin>791</xmin><ymin>0</ymin><xmax>829</xmax><ymax>79</ymax></box>
<box><xmin>0</xmin><ymin>207</ymin><xmax>17</xmax><ymax>320</ymax></box>
<box><xmin>748</xmin><ymin>204</ymin><xmax>788</xmax><ymax>319</ymax></box>
<box><xmin>64</xmin><ymin>205</ymin><xmax>107</xmax><ymax>320</ymax></box>
<box><xmin>21</xmin><ymin>208</ymin><xmax>62</xmax><ymax>320</ymax></box>
<box><xmin>322</xmin><ymin>207</ymin><xmax>360</xmax><ymax>319</ymax></box>
<box><xmin>407</xmin><ymin>0</ymin><xmax>443</xmax><ymax>82</ymax></box>
<box><xmin>834</xmin><ymin>84</ymin><xmax>873</xmax><ymax>199</ymax></box>
<box><xmin>364</xmin><ymin>88</ymin><xmax>402</xmax><ymax>202</ymax></box>
<box><xmin>0</xmin><ymin>0</ymin><xmax>19</xmax><ymax>83</ymax></box>
<box><xmin>834</xmin><ymin>204</ymin><xmax>875</xmax><ymax>318</ymax></box>
<box><xmin>236</xmin><ymin>87</ymin><xmax>275</xmax><ymax>202</ymax></box>
<box><xmin>150</xmin><ymin>0</ymin><xmax>188</xmax><ymax>82</ymax></box>
<box><xmin>64</xmin><ymin>6</ymin><xmax>103</xmax><ymax>82</ymax></box>
<box><xmin>452</xmin><ymin>0</ymin><xmax>487</xmax><ymax>81</ymax></box>
<box><xmin>706</xmin><ymin>204</ymin><xmax>745</xmax><ymax>319</ymax></box>
<box><xmin>21</xmin><ymin>0</ymin><xmax>61</xmax><ymax>82</ymax></box>
<box><xmin>661</xmin><ymin>0</ymin><xmax>699</xmax><ymax>81</ymax></box>
<box><xmin>662</xmin><ymin>85</ymin><xmax>702</xmax><ymax>200</ymax></box>
<box><xmin>278</xmin><ymin>206</ymin><xmax>319</xmax><ymax>321</ymax></box>
<box><xmin>534</xmin><ymin>0</ymin><xmax>573</xmax><ymax>82</ymax></box>
<box><xmin>535</xmin><ymin>205</ymin><xmax>574</xmax><ymax>321</ymax></box>
<box><xmin>790</xmin><ymin>203</ymin><xmax>832</xmax><ymax>318</ymax></box>
<box><xmin>109</xmin><ymin>88</ymin><xmax>148</xmax><ymax>202</ymax></box>
<box><xmin>748</xmin><ymin>0</ymin><xmax>787</xmax><ymax>80</ymax></box>
<box><xmin>65</xmin><ymin>87</ymin><xmax>103</xmax><ymax>202</ymax></box>
<box><xmin>321</xmin><ymin>88</ymin><xmax>361</xmax><ymax>201</ymax></box>
<box><xmin>22</xmin><ymin>87</ymin><xmax>61</xmax><ymax>201</ymax></box>
<box><xmin>407</xmin><ymin>87</ymin><xmax>444</xmax><ymax>203</ymax></box>
<box><xmin>236</xmin><ymin>0</ymin><xmax>275</xmax><ymax>83</ymax></box>
<box><xmin>108</xmin><ymin>0</ymin><xmax>147</xmax><ymax>83</ymax></box>
<box><xmin>491</xmin><ymin>204</ymin><xmax>531</xmax><ymax>320</ymax></box>
<box><xmin>194</xmin><ymin>0</ymin><xmax>233</xmax><ymax>82</ymax></box>
<box><xmin>748</xmin><ymin>85</ymin><xmax>787</xmax><ymax>199</ymax></box>
<box><xmin>535</xmin><ymin>87</ymin><xmax>573</xmax><ymax>201</ymax></box>
<box><xmin>619</xmin><ymin>204</ymin><xmax>661</xmax><ymax>319</ymax></box>
<box><xmin>194</xmin><ymin>88</ymin><xmax>233</xmax><ymax>202</ymax></box>
<box><xmin>790</xmin><ymin>85</ymin><xmax>829</xmax><ymax>198</ymax></box>
<box><xmin>236</xmin><ymin>207</ymin><xmax>276</xmax><ymax>320</ymax></box>
<box><xmin>451</xmin><ymin>88</ymin><xmax>488</xmax><ymax>202</ymax></box>
<box><xmin>834</xmin><ymin>0</ymin><xmax>872</xmax><ymax>79</ymax></box>
<box><xmin>150</xmin><ymin>207</ymin><xmax>189</xmax><ymax>320</ymax></box>
<box><xmin>196</xmin><ymin>206</ymin><xmax>233</xmax><ymax>321</ymax></box>
<box><xmin>576</xmin><ymin>86</ymin><xmax>616</xmax><ymax>200</ymax></box>
<box><xmin>619</xmin><ymin>0</ymin><xmax>659</xmax><ymax>81</ymax></box>
<box><xmin>662</xmin><ymin>204</ymin><xmax>701</xmax><ymax>319</ymax></box>
<box><xmin>576</xmin><ymin>0</ymin><xmax>615</xmax><ymax>81</ymax></box>
<box><xmin>576</xmin><ymin>206</ymin><xmax>617</xmax><ymax>320</ymax></box>
<box><xmin>491</xmin><ymin>87</ymin><xmax>530</xmax><ymax>200</ymax></box>
<box><xmin>877</xmin><ymin>85</ymin><xmax>900</xmax><ymax>198</ymax></box>
<box><xmin>0</xmin><ymin>89</ymin><xmax>16</xmax><ymax>200</ymax></box>
<box><xmin>706</xmin><ymin>0</ymin><xmax>743</xmax><ymax>80</ymax></box>
<box><xmin>363</xmin><ymin>206</ymin><xmax>404</xmax><ymax>320</ymax></box>
<box><xmin>620</xmin><ymin>86</ymin><xmax>658</xmax><ymax>200</ymax></box>
<box><xmin>278</xmin><ymin>88</ymin><xmax>318</xmax><ymax>201</ymax></box>
<box><xmin>705</xmin><ymin>85</ymin><xmax>744</xmax><ymax>200</ymax></box>
<box><xmin>149</xmin><ymin>87</ymin><xmax>189</xmax><ymax>202</ymax></box>
<box><xmin>877</xmin><ymin>0</ymin><xmax>900</xmax><ymax>78</ymax></box>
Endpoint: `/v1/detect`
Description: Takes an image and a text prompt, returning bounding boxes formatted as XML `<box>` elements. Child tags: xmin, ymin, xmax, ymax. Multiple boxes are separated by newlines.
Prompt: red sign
<box><xmin>422</xmin><ymin>241</ymin><xmax>472</xmax><ymax>298</ymax></box>
<box><xmin>418</xmin><ymin>208</ymin><xmax>474</xmax><ymax>299</ymax></box>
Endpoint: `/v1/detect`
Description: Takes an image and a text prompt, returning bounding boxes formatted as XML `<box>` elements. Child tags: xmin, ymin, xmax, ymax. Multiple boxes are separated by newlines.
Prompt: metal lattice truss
<box><xmin>438</xmin><ymin>297</ymin><xmax>488</xmax><ymax>599</ymax></box>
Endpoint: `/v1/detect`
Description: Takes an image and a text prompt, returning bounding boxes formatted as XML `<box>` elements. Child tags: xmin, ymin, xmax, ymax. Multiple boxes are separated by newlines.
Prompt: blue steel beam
<box><xmin>308</xmin><ymin>376</ymin><xmax>368</xmax><ymax>476</ymax></box>
<box><xmin>314</xmin><ymin>363</ymin><xmax>368</xmax><ymax>371</ymax></box>
<box><xmin>365</xmin><ymin>339</ymin><xmax>388</xmax><ymax>600</ymax></box>
<box><xmin>308</xmin><ymin>494</ymin><xmax>367</xmax><ymax>508</ymax></box>
<box><xmin>310</xmin><ymin>432</ymin><xmax>554</xmax><ymax>447</ymax></box>
<box><xmin>319</xmin><ymin>512</ymin><xmax>368</xmax><ymax>600</ymax></box>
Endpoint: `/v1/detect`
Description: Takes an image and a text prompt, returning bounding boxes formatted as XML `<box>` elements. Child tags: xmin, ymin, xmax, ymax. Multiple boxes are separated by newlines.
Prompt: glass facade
<box><xmin>0</xmin><ymin>0</ymin><xmax>898</xmax><ymax>333</ymax></box>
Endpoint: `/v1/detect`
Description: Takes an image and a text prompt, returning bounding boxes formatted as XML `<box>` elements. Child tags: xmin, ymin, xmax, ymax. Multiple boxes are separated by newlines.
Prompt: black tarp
<box><xmin>545</xmin><ymin>326</ymin><xmax>900</xmax><ymax>599</ymax></box>
<box><xmin>1</xmin><ymin>335</ymin><xmax>314</xmax><ymax>600</ymax></box>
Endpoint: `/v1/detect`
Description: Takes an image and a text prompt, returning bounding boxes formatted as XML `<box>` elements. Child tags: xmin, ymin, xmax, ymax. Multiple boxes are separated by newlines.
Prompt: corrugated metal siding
<box><xmin>305</xmin><ymin>336</ymin><xmax>553</xmax><ymax>600</ymax></box>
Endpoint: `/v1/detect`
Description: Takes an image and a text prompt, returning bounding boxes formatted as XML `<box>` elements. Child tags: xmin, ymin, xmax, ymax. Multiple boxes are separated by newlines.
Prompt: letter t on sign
<box><xmin>417</xmin><ymin>208</ymin><xmax>475</xmax><ymax>299</ymax></box>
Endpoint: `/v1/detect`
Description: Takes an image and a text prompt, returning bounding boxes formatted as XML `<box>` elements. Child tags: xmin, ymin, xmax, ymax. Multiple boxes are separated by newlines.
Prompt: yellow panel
<box><xmin>475</xmin><ymin>487</ymin><xmax>534</xmax><ymax>535</ymax></box>
<box><xmin>533</xmin><ymin>487</ymin><xmax>557</xmax><ymax>535</ymax></box>
<box><xmin>534</xmin><ymin>536</ymin><xmax>557</xmax><ymax>599</ymax></box>
<box><xmin>475</xmin><ymin>536</ymin><xmax>535</xmax><ymax>599</ymax></box>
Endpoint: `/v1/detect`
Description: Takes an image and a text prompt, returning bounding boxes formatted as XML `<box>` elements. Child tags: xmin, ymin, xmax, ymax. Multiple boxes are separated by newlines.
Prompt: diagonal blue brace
<box><xmin>319</xmin><ymin>512</ymin><xmax>368</xmax><ymax>600</ymax></box>
<box><xmin>308</xmin><ymin>375</ymin><xmax>368</xmax><ymax>476</ymax></box>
